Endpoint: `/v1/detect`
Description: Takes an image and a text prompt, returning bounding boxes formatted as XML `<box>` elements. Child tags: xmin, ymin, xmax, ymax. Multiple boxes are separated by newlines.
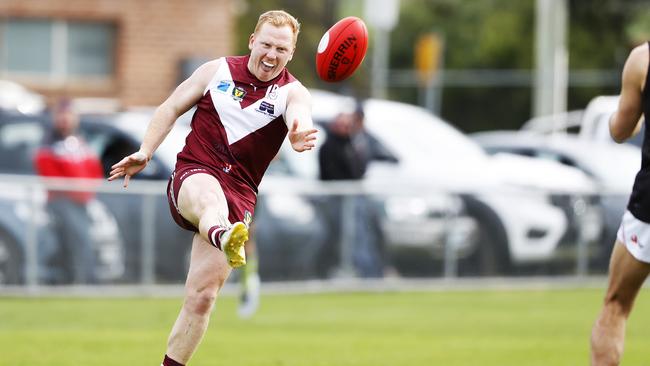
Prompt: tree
<box><xmin>235</xmin><ymin>0</ymin><xmax>646</xmax><ymax>132</ymax></box>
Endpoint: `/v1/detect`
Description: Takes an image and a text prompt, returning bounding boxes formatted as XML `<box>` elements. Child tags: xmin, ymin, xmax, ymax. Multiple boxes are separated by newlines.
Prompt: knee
<box><xmin>184</xmin><ymin>287</ymin><xmax>219</xmax><ymax>316</ymax></box>
<box><xmin>603</xmin><ymin>292</ymin><xmax>633</xmax><ymax>317</ymax></box>
<box><xmin>194</xmin><ymin>190</ymin><xmax>223</xmax><ymax>215</ymax></box>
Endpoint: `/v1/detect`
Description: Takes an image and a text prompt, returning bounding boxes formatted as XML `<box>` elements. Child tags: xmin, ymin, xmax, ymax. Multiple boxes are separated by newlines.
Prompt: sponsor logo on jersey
<box><xmin>217</xmin><ymin>80</ymin><xmax>232</xmax><ymax>93</ymax></box>
<box><xmin>256</xmin><ymin>101</ymin><xmax>276</xmax><ymax>116</ymax></box>
<box><xmin>232</xmin><ymin>86</ymin><xmax>246</xmax><ymax>102</ymax></box>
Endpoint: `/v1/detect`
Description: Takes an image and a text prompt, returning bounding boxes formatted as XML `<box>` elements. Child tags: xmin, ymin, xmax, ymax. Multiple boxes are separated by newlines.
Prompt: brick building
<box><xmin>0</xmin><ymin>0</ymin><xmax>235</xmax><ymax>107</ymax></box>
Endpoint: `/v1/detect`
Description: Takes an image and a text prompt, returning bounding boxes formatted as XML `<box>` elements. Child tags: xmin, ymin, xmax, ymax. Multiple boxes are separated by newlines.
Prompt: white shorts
<box><xmin>616</xmin><ymin>210</ymin><xmax>650</xmax><ymax>263</ymax></box>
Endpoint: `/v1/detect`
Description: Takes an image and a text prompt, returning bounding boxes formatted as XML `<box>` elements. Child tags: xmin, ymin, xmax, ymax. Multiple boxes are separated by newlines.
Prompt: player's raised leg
<box><xmin>177</xmin><ymin>173</ymin><xmax>249</xmax><ymax>267</ymax></box>
<box><xmin>591</xmin><ymin>242</ymin><xmax>650</xmax><ymax>366</ymax></box>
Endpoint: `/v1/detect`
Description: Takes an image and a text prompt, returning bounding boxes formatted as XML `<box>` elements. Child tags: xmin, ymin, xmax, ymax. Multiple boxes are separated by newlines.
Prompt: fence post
<box><xmin>339</xmin><ymin>195</ymin><xmax>356</xmax><ymax>277</ymax></box>
<box><xmin>25</xmin><ymin>185</ymin><xmax>40</xmax><ymax>290</ymax></box>
<box><xmin>443</xmin><ymin>204</ymin><xmax>458</xmax><ymax>279</ymax></box>
<box><xmin>140</xmin><ymin>193</ymin><xmax>156</xmax><ymax>285</ymax></box>
<box><xmin>575</xmin><ymin>197</ymin><xmax>589</xmax><ymax>278</ymax></box>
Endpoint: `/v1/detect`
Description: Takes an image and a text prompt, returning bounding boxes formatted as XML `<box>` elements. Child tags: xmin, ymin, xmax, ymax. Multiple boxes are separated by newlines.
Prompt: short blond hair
<box><xmin>254</xmin><ymin>10</ymin><xmax>301</xmax><ymax>45</ymax></box>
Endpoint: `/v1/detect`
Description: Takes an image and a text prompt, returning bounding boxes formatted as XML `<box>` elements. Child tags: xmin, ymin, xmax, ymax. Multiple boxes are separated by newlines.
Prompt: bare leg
<box><xmin>591</xmin><ymin>242</ymin><xmax>650</xmax><ymax>366</ymax></box>
<box><xmin>177</xmin><ymin>173</ymin><xmax>232</xmax><ymax>243</ymax></box>
<box><xmin>165</xmin><ymin>173</ymin><xmax>234</xmax><ymax>363</ymax></box>
<box><xmin>166</xmin><ymin>233</ymin><xmax>232</xmax><ymax>363</ymax></box>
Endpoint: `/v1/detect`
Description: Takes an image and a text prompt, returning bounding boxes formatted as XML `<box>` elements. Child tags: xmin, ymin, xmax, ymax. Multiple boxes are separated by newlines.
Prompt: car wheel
<box><xmin>0</xmin><ymin>232</ymin><xmax>23</xmax><ymax>284</ymax></box>
<box><xmin>459</xmin><ymin>195</ymin><xmax>511</xmax><ymax>276</ymax></box>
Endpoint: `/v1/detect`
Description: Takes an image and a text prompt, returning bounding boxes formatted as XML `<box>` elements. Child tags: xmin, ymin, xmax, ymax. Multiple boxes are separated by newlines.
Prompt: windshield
<box><xmin>111</xmin><ymin>111</ymin><xmax>191</xmax><ymax>168</ymax></box>
<box><xmin>363</xmin><ymin>100</ymin><xmax>486</xmax><ymax>165</ymax></box>
<box><xmin>563</xmin><ymin>142</ymin><xmax>640</xmax><ymax>191</ymax></box>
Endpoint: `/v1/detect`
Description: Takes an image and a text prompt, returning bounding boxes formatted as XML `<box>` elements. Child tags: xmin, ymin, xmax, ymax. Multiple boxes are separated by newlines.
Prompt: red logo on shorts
<box><xmin>631</xmin><ymin>234</ymin><xmax>644</xmax><ymax>248</ymax></box>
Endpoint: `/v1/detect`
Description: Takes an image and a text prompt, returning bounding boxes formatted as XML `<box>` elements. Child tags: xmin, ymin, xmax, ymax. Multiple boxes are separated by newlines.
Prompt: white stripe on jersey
<box><xmin>205</xmin><ymin>58</ymin><xmax>296</xmax><ymax>145</ymax></box>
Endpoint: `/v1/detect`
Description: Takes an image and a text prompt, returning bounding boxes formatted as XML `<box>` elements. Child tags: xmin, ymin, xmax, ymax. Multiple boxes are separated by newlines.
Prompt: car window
<box><xmin>82</xmin><ymin>123</ymin><xmax>168</xmax><ymax>180</ymax></box>
<box><xmin>0</xmin><ymin>121</ymin><xmax>44</xmax><ymax>174</ymax></box>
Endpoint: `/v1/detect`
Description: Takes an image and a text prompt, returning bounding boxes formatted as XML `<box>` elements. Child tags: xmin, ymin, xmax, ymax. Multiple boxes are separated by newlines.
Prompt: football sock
<box><xmin>207</xmin><ymin>225</ymin><xmax>227</xmax><ymax>250</ymax></box>
<box><xmin>162</xmin><ymin>354</ymin><xmax>184</xmax><ymax>366</ymax></box>
<box><xmin>243</xmin><ymin>253</ymin><xmax>259</xmax><ymax>283</ymax></box>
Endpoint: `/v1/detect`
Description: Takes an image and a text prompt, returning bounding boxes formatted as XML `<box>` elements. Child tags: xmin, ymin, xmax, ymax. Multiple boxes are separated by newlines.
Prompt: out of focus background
<box><xmin>0</xmin><ymin>0</ymin><xmax>650</xmax><ymax>286</ymax></box>
<box><xmin>1</xmin><ymin>0</ymin><xmax>648</xmax><ymax>286</ymax></box>
<box><xmin>2</xmin><ymin>1</ymin><xmax>650</xmax><ymax>365</ymax></box>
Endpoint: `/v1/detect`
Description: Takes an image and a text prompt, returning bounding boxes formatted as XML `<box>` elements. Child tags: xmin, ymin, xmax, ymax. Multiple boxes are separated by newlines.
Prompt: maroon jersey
<box><xmin>176</xmin><ymin>55</ymin><xmax>300</xmax><ymax>192</ymax></box>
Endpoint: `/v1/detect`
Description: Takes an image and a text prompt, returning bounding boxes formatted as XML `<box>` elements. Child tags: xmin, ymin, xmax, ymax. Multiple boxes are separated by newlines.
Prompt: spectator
<box><xmin>318</xmin><ymin>107</ymin><xmax>384</xmax><ymax>278</ymax></box>
<box><xmin>34</xmin><ymin>98</ymin><xmax>104</xmax><ymax>284</ymax></box>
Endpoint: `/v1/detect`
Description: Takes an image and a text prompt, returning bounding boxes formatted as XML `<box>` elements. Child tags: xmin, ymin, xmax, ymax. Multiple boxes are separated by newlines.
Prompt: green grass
<box><xmin>1</xmin><ymin>288</ymin><xmax>650</xmax><ymax>365</ymax></box>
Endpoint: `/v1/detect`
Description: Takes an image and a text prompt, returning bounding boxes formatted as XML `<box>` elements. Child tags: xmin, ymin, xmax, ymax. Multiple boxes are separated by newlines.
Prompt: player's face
<box><xmin>248</xmin><ymin>23</ymin><xmax>295</xmax><ymax>82</ymax></box>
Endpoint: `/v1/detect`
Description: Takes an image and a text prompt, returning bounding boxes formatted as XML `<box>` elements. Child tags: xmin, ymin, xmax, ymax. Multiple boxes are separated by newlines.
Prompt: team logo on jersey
<box><xmin>232</xmin><ymin>86</ymin><xmax>246</xmax><ymax>102</ymax></box>
<box><xmin>222</xmin><ymin>163</ymin><xmax>232</xmax><ymax>173</ymax></box>
<box><xmin>256</xmin><ymin>101</ymin><xmax>276</xmax><ymax>116</ymax></box>
<box><xmin>266</xmin><ymin>84</ymin><xmax>279</xmax><ymax>100</ymax></box>
<box><xmin>217</xmin><ymin>80</ymin><xmax>232</xmax><ymax>93</ymax></box>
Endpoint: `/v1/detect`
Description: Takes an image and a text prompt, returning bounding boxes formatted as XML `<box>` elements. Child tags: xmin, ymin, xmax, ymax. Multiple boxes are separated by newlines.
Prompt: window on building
<box><xmin>0</xmin><ymin>18</ymin><xmax>116</xmax><ymax>82</ymax></box>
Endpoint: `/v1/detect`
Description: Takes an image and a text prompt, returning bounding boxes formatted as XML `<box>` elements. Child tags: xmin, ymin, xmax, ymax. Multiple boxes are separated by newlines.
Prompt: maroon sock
<box><xmin>207</xmin><ymin>225</ymin><xmax>227</xmax><ymax>250</ymax></box>
<box><xmin>163</xmin><ymin>354</ymin><xmax>184</xmax><ymax>366</ymax></box>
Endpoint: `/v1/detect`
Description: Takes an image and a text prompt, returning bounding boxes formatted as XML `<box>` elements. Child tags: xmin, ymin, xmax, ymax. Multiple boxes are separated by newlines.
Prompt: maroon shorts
<box><xmin>166</xmin><ymin>164</ymin><xmax>257</xmax><ymax>232</ymax></box>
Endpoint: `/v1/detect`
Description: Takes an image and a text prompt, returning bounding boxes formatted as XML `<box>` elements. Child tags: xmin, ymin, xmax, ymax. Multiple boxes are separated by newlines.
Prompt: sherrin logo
<box><xmin>327</xmin><ymin>35</ymin><xmax>357</xmax><ymax>80</ymax></box>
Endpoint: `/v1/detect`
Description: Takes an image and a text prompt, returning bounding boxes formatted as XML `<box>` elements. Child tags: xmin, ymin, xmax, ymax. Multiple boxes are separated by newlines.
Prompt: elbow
<box><xmin>608</xmin><ymin>114</ymin><xmax>629</xmax><ymax>144</ymax></box>
<box><xmin>610</xmin><ymin>131</ymin><xmax>628</xmax><ymax>144</ymax></box>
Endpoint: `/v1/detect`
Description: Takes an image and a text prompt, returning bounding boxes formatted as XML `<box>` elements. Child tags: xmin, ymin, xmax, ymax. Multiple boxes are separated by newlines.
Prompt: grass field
<box><xmin>1</xmin><ymin>287</ymin><xmax>650</xmax><ymax>366</ymax></box>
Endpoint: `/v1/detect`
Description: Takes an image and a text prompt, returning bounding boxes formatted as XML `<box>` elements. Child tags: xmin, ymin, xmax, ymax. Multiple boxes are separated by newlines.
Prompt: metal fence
<box><xmin>0</xmin><ymin>174</ymin><xmax>627</xmax><ymax>291</ymax></box>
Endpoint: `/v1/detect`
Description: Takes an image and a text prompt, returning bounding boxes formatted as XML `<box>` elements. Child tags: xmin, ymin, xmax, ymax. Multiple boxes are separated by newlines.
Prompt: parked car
<box><xmin>276</xmin><ymin>90</ymin><xmax>602</xmax><ymax>275</ymax></box>
<box><xmin>472</xmin><ymin>130</ymin><xmax>641</xmax><ymax>268</ymax></box>
<box><xmin>0</xmin><ymin>108</ymin><xmax>330</xmax><ymax>283</ymax></box>
<box><xmin>0</xmin><ymin>110</ymin><xmax>124</xmax><ymax>284</ymax></box>
<box><xmin>520</xmin><ymin>95</ymin><xmax>644</xmax><ymax>148</ymax></box>
<box><xmin>578</xmin><ymin>95</ymin><xmax>644</xmax><ymax>148</ymax></box>
<box><xmin>0</xmin><ymin>80</ymin><xmax>46</xmax><ymax>115</ymax></box>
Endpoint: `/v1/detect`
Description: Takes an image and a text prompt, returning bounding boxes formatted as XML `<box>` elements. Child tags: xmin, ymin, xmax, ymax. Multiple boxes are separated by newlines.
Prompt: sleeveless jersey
<box><xmin>175</xmin><ymin>55</ymin><xmax>300</xmax><ymax>191</ymax></box>
<box><xmin>627</xmin><ymin>42</ymin><xmax>650</xmax><ymax>222</ymax></box>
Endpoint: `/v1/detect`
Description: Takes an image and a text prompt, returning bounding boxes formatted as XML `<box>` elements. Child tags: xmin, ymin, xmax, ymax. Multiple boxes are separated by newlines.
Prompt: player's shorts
<box><xmin>166</xmin><ymin>164</ymin><xmax>257</xmax><ymax>232</ymax></box>
<box><xmin>616</xmin><ymin>210</ymin><xmax>650</xmax><ymax>263</ymax></box>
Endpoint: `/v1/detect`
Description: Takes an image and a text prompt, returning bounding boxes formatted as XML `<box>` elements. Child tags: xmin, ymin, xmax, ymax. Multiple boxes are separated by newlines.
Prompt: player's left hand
<box><xmin>288</xmin><ymin>119</ymin><xmax>317</xmax><ymax>152</ymax></box>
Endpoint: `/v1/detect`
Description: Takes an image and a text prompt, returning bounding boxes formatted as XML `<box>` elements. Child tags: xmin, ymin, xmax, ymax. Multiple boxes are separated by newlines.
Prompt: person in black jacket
<box><xmin>319</xmin><ymin>111</ymin><xmax>367</xmax><ymax>181</ymax></box>
<box><xmin>318</xmin><ymin>108</ymin><xmax>384</xmax><ymax>277</ymax></box>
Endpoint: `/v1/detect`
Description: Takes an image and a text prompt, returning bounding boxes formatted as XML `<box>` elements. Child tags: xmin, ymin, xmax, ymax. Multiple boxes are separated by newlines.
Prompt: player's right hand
<box><xmin>108</xmin><ymin>151</ymin><xmax>149</xmax><ymax>188</ymax></box>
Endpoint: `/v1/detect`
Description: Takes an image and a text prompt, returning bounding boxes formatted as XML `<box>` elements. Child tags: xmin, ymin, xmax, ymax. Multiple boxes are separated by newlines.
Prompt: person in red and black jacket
<box><xmin>34</xmin><ymin>98</ymin><xmax>103</xmax><ymax>284</ymax></box>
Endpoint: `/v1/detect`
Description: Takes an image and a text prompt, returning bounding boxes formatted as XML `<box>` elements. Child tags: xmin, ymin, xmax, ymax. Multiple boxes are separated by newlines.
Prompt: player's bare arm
<box><xmin>108</xmin><ymin>59</ymin><xmax>221</xmax><ymax>186</ymax></box>
<box><xmin>285</xmin><ymin>84</ymin><xmax>317</xmax><ymax>152</ymax></box>
<box><xmin>610</xmin><ymin>44</ymin><xmax>649</xmax><ymax>143</ymax></box>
